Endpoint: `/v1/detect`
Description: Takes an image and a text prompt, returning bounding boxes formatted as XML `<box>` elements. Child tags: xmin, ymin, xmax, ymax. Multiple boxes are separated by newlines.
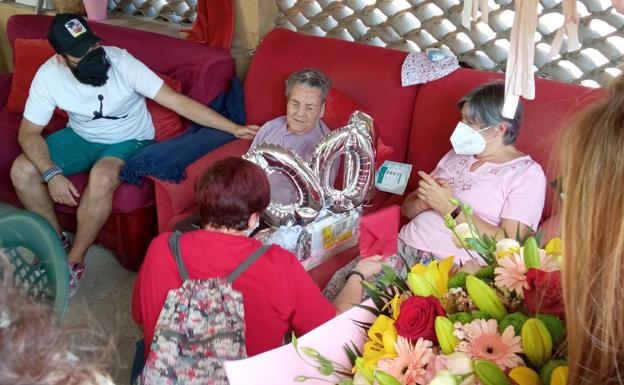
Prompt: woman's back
<box><xmin>132</xmin><ymin>230</ymin><xmax>335</xmax><ymax>359</ymax></box>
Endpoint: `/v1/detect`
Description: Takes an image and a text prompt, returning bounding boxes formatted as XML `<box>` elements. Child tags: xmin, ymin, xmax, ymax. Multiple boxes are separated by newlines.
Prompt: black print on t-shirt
<box><xmin>91</xmin><ymin>94</ymin><xmax>128</xmax><ymax>121</ymax></box>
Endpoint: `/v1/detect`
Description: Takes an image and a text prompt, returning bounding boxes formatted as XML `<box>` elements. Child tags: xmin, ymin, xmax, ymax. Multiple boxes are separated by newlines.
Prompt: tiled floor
<box><xmin>0</xmin><ymin>202</ymin><xmax>140</xmax><ymax>385</ymax></box>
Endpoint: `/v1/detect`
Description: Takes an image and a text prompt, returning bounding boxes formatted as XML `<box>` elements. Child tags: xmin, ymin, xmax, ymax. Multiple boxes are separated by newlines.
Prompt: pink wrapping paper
<box><xmin>224</xmin><ymin>303</ymin><xmax>377</xmax><ymax>385</ymax></box>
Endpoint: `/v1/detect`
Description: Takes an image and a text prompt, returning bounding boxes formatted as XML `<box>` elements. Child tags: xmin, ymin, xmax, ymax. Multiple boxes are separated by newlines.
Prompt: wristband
<box><xmin>450</xmin><ymin>205</ymin><xmax>462</xmax><ymax>219</ymax></box>
<box><xmin>41</xmin><ymin>166</ymin><xmax>63</xmax><ymax>184</ymax></box>
<box><xmin>345</xmin><ymin>268</ymin><xmax>366</xmax><ymax>283</ymax></box>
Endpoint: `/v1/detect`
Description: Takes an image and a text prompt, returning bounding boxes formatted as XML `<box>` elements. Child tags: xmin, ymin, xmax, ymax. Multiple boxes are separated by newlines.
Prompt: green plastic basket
<box><xmin>0</xmin><ymin>210</ymin><xmax>69</xmax><ymax>318</ymax></box>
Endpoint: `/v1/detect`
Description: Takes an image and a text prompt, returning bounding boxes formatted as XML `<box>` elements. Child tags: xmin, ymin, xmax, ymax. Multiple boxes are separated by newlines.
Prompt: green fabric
<box><xmin>46</xmin><ymin>128</ymin><xmax>153</xmax><ymax>176</ymax></box>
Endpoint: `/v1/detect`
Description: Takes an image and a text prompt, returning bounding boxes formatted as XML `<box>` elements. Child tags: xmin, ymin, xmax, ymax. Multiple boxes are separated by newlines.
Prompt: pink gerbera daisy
<box><xmin>494</xmin><ymin>253</ymin><xmax>528</xmax><ymax>296</ymax></box>
<box><xmin>377</xmin><ymin>337</ymin><xmax>433</xmax><ymax>385</ymax></box>
<box><xmin>457</xmin><ymin>319</ymin><xmax>524</xmax><ymax>370</ymax></box>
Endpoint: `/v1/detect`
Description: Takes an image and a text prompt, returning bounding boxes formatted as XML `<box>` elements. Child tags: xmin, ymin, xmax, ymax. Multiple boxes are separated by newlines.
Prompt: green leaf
<box><xmin>300</xmin><ymin>347</ymin><xmax>320</xmax><ymax>359</ymax></box>
<box><xmin>467</xmin><ymin>238</ymin><xmax>490</xmax><ymax>257</ymax></box>
<box><xmin>393</xmin><ymin>276</ymin><xmax>410</xmax><ymax>292</ymax></box>
<box><xmin>534</xmin><ymin>228</ymin><xmax>544</xmax><ymax>246</ymax></box>
<box><xmin>362</xmin><ymin>281</ymin><xmax>385</xmax><ymax>309</ymax></box>
<box><xmin>318</xmin><ymin>361</ymin><xmax>334</xmax><ymax>376</ymax></box>
<box><xmin>294</xmin><ymin>375</ymin><xmax>308</xmax><ymax>382</ymax></box>
<box><xmin>343</xmin><ymin>344</ymin><xmax>357</xmax><ymax>366</ymax></box>
<box><xmin>353</xmin><ymin>320</ymin><xmax>373</xmax><ymax>330</ymax></box>
<box><xmin>338</xmin><ymin>379</ymin><xmax>354</xmax><ymax>385</ymax></box>
<box><xmin>350</xmin><ymin>341</ymin><xmax>363</xmax><ymax>357</ymax></box>
<box><xmin>354</xmin><ymin>303</ymin><xmax>383</xmax><ymax>316</ymax></box>
<box><xmin>291</xmin><ymin>333</ymin><xmax>298</xmax><ymax>348</ymax></box>
<box><xmin>378</xmin><ymin>265</ymin><xmax>397</xmax><ymax>286</ymax></box>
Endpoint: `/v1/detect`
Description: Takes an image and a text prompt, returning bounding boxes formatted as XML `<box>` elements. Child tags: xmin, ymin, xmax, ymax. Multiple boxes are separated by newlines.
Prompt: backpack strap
<box><xmin>226</xmin><ymin>244</ymin><xmax>270</xmax><ymax>283</ymax></box>
<box><xmin>168</xmin><ymin>231</ymin><xmax>190</xmax><ymax>281</ymax></box>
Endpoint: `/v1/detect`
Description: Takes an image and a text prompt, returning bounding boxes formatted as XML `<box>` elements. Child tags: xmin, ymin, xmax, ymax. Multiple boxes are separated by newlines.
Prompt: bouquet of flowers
<box><xmin>295</xmin><ymin>200</ymin><xmax>568</xmax><ymax>385</ymax></box>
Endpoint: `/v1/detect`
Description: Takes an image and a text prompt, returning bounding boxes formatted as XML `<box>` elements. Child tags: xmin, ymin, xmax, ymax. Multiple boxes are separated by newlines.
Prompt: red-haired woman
<box><xmin>131</xmin><ymin>157</ymin><xmax>382</xmax><ymax>365</ymax></box>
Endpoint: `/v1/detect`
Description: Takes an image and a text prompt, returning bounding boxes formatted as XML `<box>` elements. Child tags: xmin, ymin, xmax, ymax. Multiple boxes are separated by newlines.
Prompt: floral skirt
<box><xmin>322</xmin><ymin>239</ymin><xmax>438</xmax><ymax>302</ymax></box>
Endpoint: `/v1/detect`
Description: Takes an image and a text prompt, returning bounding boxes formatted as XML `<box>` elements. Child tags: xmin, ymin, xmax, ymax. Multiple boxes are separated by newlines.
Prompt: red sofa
<box><xmin>0</xmin><ymin>15</ymin><xmax>235</xmax><ymax>269</ymax></box>
<box><xmin>151</xmin><ymin>28</ymin><xmax>603</xmax><ymax>287</ymax></box>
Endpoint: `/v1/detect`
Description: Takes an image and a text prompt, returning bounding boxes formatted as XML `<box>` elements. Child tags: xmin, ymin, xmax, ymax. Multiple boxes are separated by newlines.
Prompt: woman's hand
<box><xmin>416</xmin><ymin>171</ymin><xmax>455</xmax><ymax>216</ymax></box>
<box><xmin>354</xmin><ymin>255</ymin><xmax>384</xmax><ymax>280</ymax></box>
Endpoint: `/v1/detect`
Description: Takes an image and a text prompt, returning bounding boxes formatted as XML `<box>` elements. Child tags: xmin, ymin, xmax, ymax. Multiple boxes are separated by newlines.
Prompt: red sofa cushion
<box><xmin>324</xmin><ymin>87</ymin><xmax>395</xmax><ymax>164</ymax></box>
<box><xmin>148</xmin><ymin>74</ymin><xmax>185</xmax><ymax>142</ymax></box>
<box><xmin>4</xmin><ymin>39</ymin><xmax>68</xmax><ymax>119</ymax></box>
<box><xmin>405</xmin><ymin>68</ymin><xmax>604</xmax><ymax>219</ymax></box>
<box><xmin>323</xmin><ymin>87</ymin><xmax>361</xmax><ymax>130</ymax></box>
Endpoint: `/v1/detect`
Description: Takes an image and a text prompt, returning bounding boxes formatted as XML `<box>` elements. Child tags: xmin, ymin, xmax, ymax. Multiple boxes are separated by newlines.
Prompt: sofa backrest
<box><xmin>406</xmin><ymin>67</ymin><xmax>604</xmax><ymax>219</ymax></box>
<box><xmin>6</xmin><ymin>15</ymin><xmax>234</xmax><ymax>105</ymax></box>
<box><xmin>243</xmin><ymin>28</ymin><xmax>419</xmax><ymax>164</ymax></box>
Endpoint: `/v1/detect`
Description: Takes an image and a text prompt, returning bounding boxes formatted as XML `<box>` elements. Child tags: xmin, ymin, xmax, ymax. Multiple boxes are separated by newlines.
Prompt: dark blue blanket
<box><xmin>120</xmin><ymin>77</ymin><xmax>245</xmax><ymax>185</ymax></box>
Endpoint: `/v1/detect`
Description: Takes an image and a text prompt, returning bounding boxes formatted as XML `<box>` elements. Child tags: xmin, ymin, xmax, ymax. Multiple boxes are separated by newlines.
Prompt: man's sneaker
<box><xmin>60</xmin><ymin>231</ymin><xmax>71</xmax><ymax>254</ymax></box>
<box><xmin>69</xmin><ymin>262</ymin><xmax>85</xmax><ymax>298</ymax></box>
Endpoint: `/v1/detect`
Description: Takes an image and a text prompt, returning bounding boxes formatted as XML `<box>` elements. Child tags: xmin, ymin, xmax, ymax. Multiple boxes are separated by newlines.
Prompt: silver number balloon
<box><xmin>244</xmin><ymin>144</ymin><xmax>324</xmax><ymax>227</ymax></box>
<box><xmin>311</xmin><ymin>111</ymin><xmax>376</xmax><ymax>213</ymax></box>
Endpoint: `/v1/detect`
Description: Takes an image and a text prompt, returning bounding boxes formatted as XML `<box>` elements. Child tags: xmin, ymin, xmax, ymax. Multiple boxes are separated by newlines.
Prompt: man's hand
<box><xmin>232</xmin><ymin>124</ymin><xmax>260</xmax><ymax>139</ymax></box>
<box><xmin>355</xmin><ymin>255</ymin><xmax>384</xmax><ymax>280</ymax></box>
<box><xmin>48</xmin><ymin>175</ymin><xmax>80</xmax><ymax>206</ymax></box>
<box><xmin>416</xmin><ymin>171</ymin><xmax>455</xmax><ymax>216</ymax></box>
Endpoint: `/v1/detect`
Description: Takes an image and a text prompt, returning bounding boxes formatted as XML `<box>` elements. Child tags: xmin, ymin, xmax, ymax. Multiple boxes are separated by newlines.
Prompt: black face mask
<box><xmin>68</xmin><ymin>47</ymin><xmax>110</xmax><ymax>87</ymax></box>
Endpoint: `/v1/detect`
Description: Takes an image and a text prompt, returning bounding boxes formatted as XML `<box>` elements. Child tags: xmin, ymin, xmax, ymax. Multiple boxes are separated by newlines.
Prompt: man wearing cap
<box><xmin>10</xmin><ymin>13</ymin><xmax>259</xmax><ymax>296</ymax></box>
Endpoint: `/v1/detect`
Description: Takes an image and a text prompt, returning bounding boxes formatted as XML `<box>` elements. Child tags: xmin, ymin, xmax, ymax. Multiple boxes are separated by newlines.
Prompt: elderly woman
<box><xmin>132</xmin><ymin>157</ymin><xmax>382</xmax><ymax>362</ymax></box>
<box><xmin>399</xmin><ymin>82</ymin><xmax>546</xmax><ymax>266</ymax></box>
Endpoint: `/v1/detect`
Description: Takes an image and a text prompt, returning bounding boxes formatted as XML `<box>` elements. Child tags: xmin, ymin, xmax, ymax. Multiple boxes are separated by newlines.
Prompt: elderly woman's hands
<box><xmin>416</xmin><ymin>171</ymin><xmax>455</xmax><ymax>216</ymax></box>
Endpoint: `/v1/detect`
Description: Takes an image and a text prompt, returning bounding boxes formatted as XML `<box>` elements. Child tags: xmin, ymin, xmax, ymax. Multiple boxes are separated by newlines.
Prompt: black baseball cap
<box><xmin>48</xmin><ymin>13</ymin><xmax>101</xmax><ymax>58</ymax></box>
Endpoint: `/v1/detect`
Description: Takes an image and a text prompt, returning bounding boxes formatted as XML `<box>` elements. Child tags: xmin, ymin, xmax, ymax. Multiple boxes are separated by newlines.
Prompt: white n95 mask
<box><xmin>450</xmin><ymin>121</ymin><xmax>495</xmax><ymax>155</ymax></box>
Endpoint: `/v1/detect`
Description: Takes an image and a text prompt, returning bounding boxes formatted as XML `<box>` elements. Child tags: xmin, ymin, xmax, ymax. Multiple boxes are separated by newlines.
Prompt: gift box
<box><xmin>256</xmin><ymin>208</ymin><xmax>361</xmax><ymax>270</ymax></box>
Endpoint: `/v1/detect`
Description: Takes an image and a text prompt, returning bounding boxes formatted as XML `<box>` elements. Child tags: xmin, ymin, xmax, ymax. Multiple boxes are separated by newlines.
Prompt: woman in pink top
<box><xmin>399</xmin><ymin>83</ymin><xmax>546</xmax><ymax>266</ymax></box>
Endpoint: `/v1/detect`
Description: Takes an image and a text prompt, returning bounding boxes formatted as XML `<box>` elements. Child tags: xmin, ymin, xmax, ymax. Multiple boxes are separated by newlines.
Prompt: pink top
<box><xmin>398</xmin><ymin>150</ymin><xmax>546</xmax><ymax>264</ymax></box>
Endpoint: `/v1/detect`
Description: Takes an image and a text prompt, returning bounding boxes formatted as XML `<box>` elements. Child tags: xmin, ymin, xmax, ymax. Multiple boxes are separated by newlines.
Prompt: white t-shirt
<box><xmin>24</xmin><ymin>46</ymin><xmax>164</xmax><ymax>144</ymax></box>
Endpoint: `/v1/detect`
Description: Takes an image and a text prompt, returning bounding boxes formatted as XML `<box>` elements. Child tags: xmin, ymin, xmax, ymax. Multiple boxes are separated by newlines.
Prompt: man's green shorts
<box><xmin>46</xmin><ymin>128</ymin><xmax>153</xmax><ymax>176</ymax></box>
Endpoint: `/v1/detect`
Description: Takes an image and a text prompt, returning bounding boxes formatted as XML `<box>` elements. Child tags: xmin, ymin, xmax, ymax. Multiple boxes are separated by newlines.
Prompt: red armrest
<box><xmin>150</xmin><ymin>138</ymin><xmax>252</xmax><ymax>233</ymax></box>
